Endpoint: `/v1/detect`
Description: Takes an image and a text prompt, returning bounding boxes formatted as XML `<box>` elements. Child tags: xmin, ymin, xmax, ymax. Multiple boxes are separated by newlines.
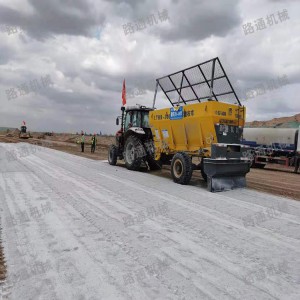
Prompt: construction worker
<box><xmin>80</xmin><ymin>131</ymin><xmax>85</xmax><ymax>152</ymax></box>
<box><xmin>91</xmin><ymin>133</ymin><xmax>97</xmax><ymax>153</ymax></box>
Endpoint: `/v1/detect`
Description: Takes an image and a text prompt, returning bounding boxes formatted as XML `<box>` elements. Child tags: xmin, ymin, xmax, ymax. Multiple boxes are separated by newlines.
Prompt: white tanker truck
<box><xmin>242</xmin><ymin>127</ymin><xmax>300</xmax><ymax>172</ymax></box>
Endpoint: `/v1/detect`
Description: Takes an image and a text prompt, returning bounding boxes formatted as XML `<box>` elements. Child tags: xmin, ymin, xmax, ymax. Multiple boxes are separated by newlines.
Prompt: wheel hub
<box><xmin>173</xmin><ymin>159</ymin><xmax>183</xmax><ymax>178</ymax></box>
<box><xmin>125</xmin><ymin>142</ymin><xmax>135</xmax><ymax>164</ymax></box>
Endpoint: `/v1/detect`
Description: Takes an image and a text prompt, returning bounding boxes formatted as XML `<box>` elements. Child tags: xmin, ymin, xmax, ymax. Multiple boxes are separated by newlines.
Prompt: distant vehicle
<box><xmin>44</xmin><ymin>132</ymin><xmax>54</xmax><ymax>136</ymax></box>
<box><xmin>242</xmin><ymin>127</ymin><xmax>300</xmax><ymax>168</ymax></box>
<box><xmin>19</xmin><ymin>121</ymin><xmax>31</xmax><ymax>139</ymax></box>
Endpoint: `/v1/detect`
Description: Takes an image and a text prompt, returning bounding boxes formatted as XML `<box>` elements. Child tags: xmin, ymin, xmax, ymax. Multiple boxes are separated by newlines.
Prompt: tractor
<box><xmin>19</xmin><ymin>122</ymin><xmax>31</xmax><ymax>139</ymax></box>
<box><xmin>108</xmin><ymin>105</ymin><xmax>160</xmax><ymax>171</ymax></box>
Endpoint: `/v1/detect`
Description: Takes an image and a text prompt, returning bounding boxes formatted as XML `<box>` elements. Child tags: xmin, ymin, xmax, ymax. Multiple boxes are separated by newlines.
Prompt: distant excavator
<box><xmin>19</xmin><ymin>121</ymin><xmax>31</xmax><ymax>139</ymax></box>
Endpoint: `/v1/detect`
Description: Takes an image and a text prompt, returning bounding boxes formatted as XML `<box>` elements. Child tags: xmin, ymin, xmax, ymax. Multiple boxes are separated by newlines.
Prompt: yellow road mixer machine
<box><xmin>108</xmin><ymin>57</ymin><xmax>251</xmax><ymax>192</ymax></box>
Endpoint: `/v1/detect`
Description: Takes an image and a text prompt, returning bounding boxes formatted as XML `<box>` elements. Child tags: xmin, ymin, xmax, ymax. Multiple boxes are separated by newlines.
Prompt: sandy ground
<box><xmin>0</xmin><ymin>143</ymin><xmax>300</xmax><ymax>300</ymax></box>
<box><xmin>0</xmin><ymin>134</ymin><xmax>299</xmax><ymax>201</ymax></box>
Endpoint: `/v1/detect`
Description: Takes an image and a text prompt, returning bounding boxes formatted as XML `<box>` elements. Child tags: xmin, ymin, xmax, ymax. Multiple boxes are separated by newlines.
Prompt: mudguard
<box><xmin>128</xmin><ymin>127</ymin><xmax>145</xmax><ymax>135</ymax></box>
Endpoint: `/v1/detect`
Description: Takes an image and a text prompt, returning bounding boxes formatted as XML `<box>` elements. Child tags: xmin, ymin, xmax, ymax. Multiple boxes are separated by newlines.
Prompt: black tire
<box><xmin>171</xmin><ymin>152</ymin><xmax>193</xmax><ymax>185</ymax></box>
<box><xmin>108</xmin><ymin>145</ymin><xmax>118</xmax><ymax>165</ymax></box>
<box><xmin>200</xmin><ymin>159</ymin><xmax>207</xmax><ymax>182</ymax></box>
<box><xmin>124</xmin><ymin>135</ymin><xmax>142</xmax><ymax>170</ymax></box>
<box><xmin>144</xmin><ymin>139</ymin><xmax>161</xmax><ymax>171</ymax></box>
<box><xmin>252</xmin><ymin>163</ymin><xmax>266</xmax><ymax>169</ymax></box>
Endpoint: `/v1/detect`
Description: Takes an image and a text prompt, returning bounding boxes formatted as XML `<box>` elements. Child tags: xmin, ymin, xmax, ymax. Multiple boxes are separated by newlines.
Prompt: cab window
<box><xmin>124</xmin><ymin>112</ymin><xmax>132</xmax><ymax>130</ymax></box>
<box><xmin>132</xmin><ymin>112</ymin><xmax>141</xmax><ymax>127</ymax></box>
<box><xmin>142</xmin><ymin>112</ymin><xmax>149</xmax><ymax>127</ymax></box>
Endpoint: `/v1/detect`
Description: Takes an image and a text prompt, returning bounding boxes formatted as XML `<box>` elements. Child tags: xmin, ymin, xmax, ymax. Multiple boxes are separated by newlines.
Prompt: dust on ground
<box><xmin>0</xmin><ymin>131</ymin><xmax>299</xmax><ymax>288</ymax></box>
<box><xmin>0</xmin><ymin>133</ymin><xmax>299</xmax><ymax>201</ymax></box>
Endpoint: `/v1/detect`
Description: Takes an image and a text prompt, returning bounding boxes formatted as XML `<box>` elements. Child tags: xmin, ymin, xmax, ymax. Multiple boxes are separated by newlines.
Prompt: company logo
<box><xmin>170</xmin><ymin>106</ymin><xmax>183</xmax><ymax>120</ymax></box>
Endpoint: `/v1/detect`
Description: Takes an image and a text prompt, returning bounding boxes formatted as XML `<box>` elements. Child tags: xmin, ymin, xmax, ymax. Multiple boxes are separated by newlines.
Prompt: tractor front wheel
<box><xmin>171</xmin><ymin>152</ymin><xmax>193</xmax><ymax>185</ymax></box>
<box><xmin>108</xmin><ymin>145</ymin><xmax>118</xmax><ymax>165</ymax></box>
<box><xmin>124</xmin><ymin>135</ymin><xmax>142</xmax><ymax>170</ymax></box>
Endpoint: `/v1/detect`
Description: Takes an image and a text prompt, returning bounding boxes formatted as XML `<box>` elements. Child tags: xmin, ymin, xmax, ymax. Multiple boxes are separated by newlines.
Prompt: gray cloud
<box><xmin>156</xmin><ymin>0</ymin><xmax>241</xmax><ymax>42</ymax></box>
<box><xmin>0</xmin><ymin>0</ymin><xmax>102</xmax><ymax>40</ymax></box>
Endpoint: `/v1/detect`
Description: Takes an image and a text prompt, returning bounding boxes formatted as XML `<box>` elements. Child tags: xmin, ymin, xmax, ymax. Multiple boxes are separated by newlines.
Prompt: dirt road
<box><xmin>1</xmin><ymin>134</ymin><xmax>299</xmax><ymax>200</ymax></box>
<box><xmin>48</xmin><ymin>141</ymin><xmax>300</xmax><ymax>201</ymax></box>
<box><xmin>161</xmin><ymin>166</ymin><xmax>300</xmax><ymax>201</ymax></box>
<box><xmin>0</xmin><ymin>142</ymin><xmax>300</xmax><ymax>299</ymax></box>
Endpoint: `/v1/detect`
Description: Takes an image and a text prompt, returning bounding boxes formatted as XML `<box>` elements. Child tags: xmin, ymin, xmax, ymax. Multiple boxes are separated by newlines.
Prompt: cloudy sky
<box><xmin>0</xmin><ymin>0</ymin><xmax>299</xmax><ymax>134</ymax></box>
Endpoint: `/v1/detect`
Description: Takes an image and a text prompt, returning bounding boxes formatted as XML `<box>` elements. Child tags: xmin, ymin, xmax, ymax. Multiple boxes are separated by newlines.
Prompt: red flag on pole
<box><xmin>122</xmin><ymin>79</ymin><xmax>126</xmax><ymax>106</ymax></box>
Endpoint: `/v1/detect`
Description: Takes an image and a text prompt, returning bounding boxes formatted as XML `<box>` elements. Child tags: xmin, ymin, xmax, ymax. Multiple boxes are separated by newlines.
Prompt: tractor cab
<box><xmin>116</xmin><ymin>105</ymin><xmax>152</xmax><ymax>133</ymax></box>
<box><xmin>20</xmin><ymin>125</ymin><xmax>27</xmax><ymax>133</ymax></box>
<box><xmin>124</xmin><ymin>109</ymin><xmax>150</xmax><ymax>130</ymax></box>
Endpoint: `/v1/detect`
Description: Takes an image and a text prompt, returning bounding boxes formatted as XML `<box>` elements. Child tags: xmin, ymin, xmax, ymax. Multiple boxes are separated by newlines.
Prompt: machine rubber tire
<box><xmin>200</xmin><ymin>159</ymin><xmax>208</xmax><ymax>182</ymax></box>
<box><xmin>108</xmin><ymin>145</ymin><xmax>118</xmax><ymax>165</ymax></box>
<box><xmin>144</xmin><ymin>139</ymin><xmax>162</xmax><ymax>171</ymax></box>
<box><xmin>171</xmin><ymin>152</ymin><xmax>193</xmax><ymax>185</ymax></box>
<box><xmin>124</xmin><ymin>135</ymin><xmax>142</xmax><ymax>170</ymax></box>
<box><xmin>252</xmin><ymin>163</ymin><xmax>266</xmax><ymax>169</ymax></box>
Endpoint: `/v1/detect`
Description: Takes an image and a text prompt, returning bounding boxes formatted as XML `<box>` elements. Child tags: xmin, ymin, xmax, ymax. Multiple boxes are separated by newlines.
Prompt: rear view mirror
<box><xmin>116</xmin><ymin>117</ymin><xmax>119</xmax><ymax>126</ymax></box>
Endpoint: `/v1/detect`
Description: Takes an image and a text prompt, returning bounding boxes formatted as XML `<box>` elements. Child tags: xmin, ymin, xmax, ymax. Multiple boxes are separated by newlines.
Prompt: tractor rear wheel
<box><xmin>124</xmin><ymin>135</ymin><xmax>142</xmax><ymax>170</ymax></box>
<box><xmin>108</xmin><ymin>145</ymin><xmax>118</xmax><ymax>165</ymax></box>
<box><xmin>171</xmin><ymin>152</ymin><xmax>193</xmax><ymax>185</ymax></box>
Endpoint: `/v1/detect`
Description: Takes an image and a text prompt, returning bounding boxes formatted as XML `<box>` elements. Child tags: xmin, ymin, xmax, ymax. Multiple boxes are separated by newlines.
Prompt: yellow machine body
<box><xmin>108</xmin><ymin>58</ymin><xmax>251</xmax><ymax>192</ymax></box>
<box><xmin>149</xmin><ymin>101</ymin><xmax>245</xmax><ymax>160</ymax></box>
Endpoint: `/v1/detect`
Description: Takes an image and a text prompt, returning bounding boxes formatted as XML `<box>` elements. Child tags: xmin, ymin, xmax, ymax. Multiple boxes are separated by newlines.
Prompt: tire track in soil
<box><xmin>26</xmin><ymin>151</ymin><xmax>300</xmax><ymax>256</ymax></box>
<box><xmin>44</xmin><ymin>145</ymin><xmax>300</xmax><ymax>202</ymax></box>
<box><xmin>23</xmin><ymin>153</ymin><xmax>298</xmax><ymax>299</ymax></box>
<box><xmin>31</xmin><ymin>140</ymin><xmax>300</xmax><ymax>201</ymax></box>
<box><xmin>23</xmin><ymin>159</ymin><xmax>194</xmax><ymax>300</ymax></box>
<box><xmin>2</xmin><ymin>139</ymin><xmax>299</xmax><ymax>200</ymax></box>
<box><xmin>165</xmin><ymin>166</ymin><xmax>300</xmax><ymax>200</ymax></box>
<box><xmin>22</xmin><ymin>158</ymin><xmax>171</xmax><ymax>299</ymax></box>
<box><xmin>2</xmin><ymin>144</ymin><xmax>300</xmax><ymax>298</ymax></box>
<box><xmin>1</xmin><ymin>173</ymin><xmax>58</xmax><ymax>300</ymax></box>
<box><xmin>25</xmin><ymin>151</ymin><xmax>300</xmax><ymax>270</ymax></box>
<box><xmin>15</xmin><ymin>166</ymin><xmax>127</xmax><ymax>300</ymax></box>
<box><xmin>0</xmin><ymin>176</ymin><xmax>29</xmax><ymax>300</ymax></box>
<box><xmin>23</xmin><ymin>171</ymin><xmax>86</xmax><ymax>300</ymax></box>
<box><xmin>25</xmin><ymin>151</ymin><xmax>300</xmax><ymax>258</ymax></box>
<box><xmin>23</xmin><ymin>154</ymin><xmax>239</xmax><ymax>299</ymax></box>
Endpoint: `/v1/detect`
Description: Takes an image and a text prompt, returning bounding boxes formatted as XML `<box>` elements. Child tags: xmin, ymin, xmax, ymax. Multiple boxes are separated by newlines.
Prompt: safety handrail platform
<box><xmin>153</xmin><ymin>57</ymin><xmax>241</xmax><ymax>107</ymax></box>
